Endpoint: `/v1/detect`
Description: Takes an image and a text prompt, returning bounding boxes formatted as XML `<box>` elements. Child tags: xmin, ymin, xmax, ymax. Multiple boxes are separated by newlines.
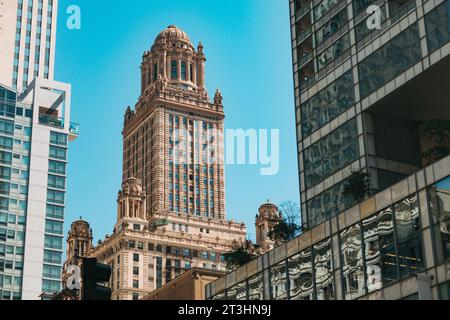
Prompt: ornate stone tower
<box><xmin>116</xmin><ymin>178</ymin><xmax>147</xmax><ymax>227</ymax></box>
<box><xmin>65</xmin><ymin>219</ymin><xmax>94</xmax><ymax>265</ymax></box>
<box><xmin>81</xmin><ymin>26</ymin><xmax>246</xmax><ymax>300</ymax></box>
<box><xmin>255</xmin><ymin>202</ymin><xmax>282</xmax><ymax>252</ymax></box>
<box><xmin>122</xmin><ymin>25</ymin><xmax>226</xmax><ymax>220</ymax></box>
<box><xmin>61</xmin><ymin>219</ymin><xmax>94</xmax><ymax>293</ymax></box>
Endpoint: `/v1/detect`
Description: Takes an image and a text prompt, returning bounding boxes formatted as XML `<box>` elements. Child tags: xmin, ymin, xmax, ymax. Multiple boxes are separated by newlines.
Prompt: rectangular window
<box><xmin>0</xmin><ymin>120</ymin><xmax>14</xmax><ymax>135</ymax></box>
<box><xmin>313</xmin><ymin>238</ymin><xmax>335</xmax><ymax>300</ymax></box>
<box><xmin>46</xmin><ymin>204</ymin><xmax>64</xmax><ymax>220</ymax></box>
<box><xmin>425</xmin><ymin>0</ymin><xmax>450</xmax><ymax>53</ymax></box>
<box><xmin>181</xmin><ymin>61</ymin><xmax>187</xmax><ymax>80</ymax></box>
<box><xmin>48</xmin><ymin>174</ymin><xmax>65</xmax><ymax>190</ymax></box>
<box><xmin>171</xmin><ymin>60</ymin><xmax>178</xmax><ymax>79</ymax></box>
<box><xmin>48</xmin><ymin>160</ymin><xmax>66</xmax><ymax>175</ymax></box>
<box><xmin>49</xmin><ymin>146</ymin><xmax>67</xmax><ymax>161</ymax></box>
<box><xmin>0</xmin><ymin>166</ymin><xmax>11</xmax><ymax>180</ymax></box>
<box><xmin>42</xmin><ymin>279</ymin><xmax>61</xmax><ymax>293</ymax></box>
<box><xmin>304</xmin><ymin>118</ymin><xmax>359</xmax><ymax>189</ymax></box>
<box><xmin>340</xmin><ymin>223</ymin><xmax>366</xmax><ymax>300</ymax></box>
<box><xmin>297</xmin><ymin>71</ymin><xmax>355</xmax><ymax>138</ymax></box>
<box><xmin>394</xmin><ymin>195</ymin><xmax>424</xmax><ymax>278</ymax></box>
<box><xmin>0</xmin><ymin>151</ymin><xmax>12</xmax><ymax>165</ymax></box>
<box><xmin>359</xmin><ymin>23</ymin><xmax>421</xmax><ymax>98</ymax></box>
<box><xmin>44</xmin><ymin>250</ymin><xmax>62</xmax><ymax>264</ymax></box>
<box><xmin>153</xmin><ymin>63</ymin><xmax>158</xmax><ymax>81</ymax></box>
<box><xmin>50</xmin><ymin>131</ymin><xmax>67</xmax><ymax>147</ymax></box>
<box><xmin>288</xmin><ymin>248</ymin><xmax>314</xmax><ymax>300</ymax></box>
<box><xmin>428</xmin><ymin>176</ymin><xmax>450</xmax><ymax>264</ymax></box>
<box><xmin>45</xmin><ymin>219</ymin><xmax>63</xmax><ymax>235</ymax></box>
<box><xmin>378</xmin><ymin>207</ymin><xmax>398</xmax><ymax>285</ymax></box>
<box><xmin>44</xmin><ymin>235</ymin><xmax>63</xmax><ymax>250</ymax></box>
<box><xmin>270</xmin><ymin>261</ymin><xmax>288</xmax><ymax>300</ymax></box>
<box><xmin>248</xmin><ymin>272</ymin><xmax>264</xmax><ymax>300</ymax></box>
<box><xmin>47</xmin><ymin>189</ymin><xmax>65</xmax><ymax>205</ymax></box>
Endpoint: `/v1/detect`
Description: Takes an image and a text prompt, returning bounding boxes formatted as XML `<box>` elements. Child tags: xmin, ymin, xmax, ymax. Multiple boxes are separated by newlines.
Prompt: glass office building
<box><xmin>0</xmin><ymin>79</ymin><xmax>78</xmax><ymax>300</ymax></box>
<box><xmin>291</xmin><ymin>0</ymin><xmax>450</xmax><ymax>231</ymax></box>
<box><xmin>206</xmin><ymin>155</ymin><xmax>450</xmax><ymax>300</ymax></box>
<box><xmin>206</xmin><ymin>0</ymin><xmax>450</xmax><ymax>300</ymax></box>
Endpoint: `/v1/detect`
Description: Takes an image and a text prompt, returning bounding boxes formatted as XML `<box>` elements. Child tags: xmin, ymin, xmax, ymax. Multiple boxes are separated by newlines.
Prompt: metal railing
<box><xmin>39</xmin><ymin>113</ymin><xmax>80</xmax><ymax>135</ymax></box>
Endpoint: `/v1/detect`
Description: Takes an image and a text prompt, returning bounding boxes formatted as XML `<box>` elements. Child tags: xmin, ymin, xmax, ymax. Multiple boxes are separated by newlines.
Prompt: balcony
<box><xmin>69</xmin><ymin>122</ymin><xmax>80</xmax><ymax>136</ymax></box>
<box><xmin>39</xmin><ymin>114</ymin><xmax>80</xmax><ymax>137</ymax></box>
<box><xmin>39</xmin><ymin>114</ymin><xmax>64</xmax><ymax>129</ymax></box>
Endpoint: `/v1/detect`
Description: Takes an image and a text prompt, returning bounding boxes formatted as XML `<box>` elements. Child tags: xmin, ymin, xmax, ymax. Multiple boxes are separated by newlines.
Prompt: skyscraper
<box><xmin>69</xmin><ymin>26</ymin><xmax>246</xmax><ymax>300</ymax></box>
<box><xmin>123</xmin><ymin>25</ymin><xmax>226</xmax><ymax>220</ymax></box>
<box><xmin>0</xmin><ymin>0</ymin><xmax>77</xmax><ymax>300</ymax></box>
<box><xmin>0</xmin><ymin>0</ymin><xmax>57</xmax><ymax>92</ymax></box>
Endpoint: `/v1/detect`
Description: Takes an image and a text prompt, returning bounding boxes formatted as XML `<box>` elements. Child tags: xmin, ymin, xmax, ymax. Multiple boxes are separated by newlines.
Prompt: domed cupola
<box><xmin>153</xmin><ymin>25</ymin><xmax>194</xmax><ymax>50</ymax></box>
<box><xmin>140</xmin><ymin>25</ymin><xmax>207</xmax><ymax>94</ymax></box>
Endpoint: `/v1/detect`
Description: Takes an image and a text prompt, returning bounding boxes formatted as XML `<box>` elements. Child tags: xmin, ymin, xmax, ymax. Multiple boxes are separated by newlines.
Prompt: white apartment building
<box><xmin>0</xmin><ymin>0</ymin><xmax>57</xmax><ymax>92</ymax></box>
<box><xmin>0</xmin><ymin>0</ymin><xmax>77</xmax><ymax>300</ymax></box>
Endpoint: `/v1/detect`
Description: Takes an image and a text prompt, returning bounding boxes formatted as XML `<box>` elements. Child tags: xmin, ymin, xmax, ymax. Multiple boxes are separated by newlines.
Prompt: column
<box><xmin>193</xmin><ymin>62</ymin><xmax>197</xmax><ymax>86</ymax></box>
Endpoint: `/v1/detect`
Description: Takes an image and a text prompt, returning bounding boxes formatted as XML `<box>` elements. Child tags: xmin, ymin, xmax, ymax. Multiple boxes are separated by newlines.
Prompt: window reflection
<box><xmin>304</xmin><ymin>118</ymin><xmax>359</xmax><ymax>189</ymax></box>
<box><xmin>226</xmin><ymin>285</ymin><xmax>237</xmax><ymax>300</ymax></box>
<box><xmin>378</xmin><ymin>207</ymin><xmax>398</xmax><ymax>285</ymax></box>
<box><xmin>235</xmin><ymin>281</ymin><xmax>247</xmax><ymax>300</ymax></box>
<box><xmin>211</xmin><ymin>291</ymin><xmax>225</xmax><ymax>300</ymax></box>
<box><xmin>340</xmin><ymin>223</ymin><xmax>366</xmax><ymax>299</ymax></box>
<box><xmin>289</xmin><ymin>248</ymin><xmax>314</xmax><ymax>300</ymax></box>
<box><xmin>315</xmin><ymin>9</ymin><xmax>348</xmax><ymax>45</ymax></box>
<box><xmin>359</xmin><ymin>23</ymin><xmax>421</xmax><ymax>98</ymax></box>
<box><xmin>270</xmin><ymin>261</ymin><xmax>288</xmax><ymax>300</ymax></box>
<box><xmin>428</xmin><ymin>176</ymin><xmax>450</xmax><ymax>264</ymax></box>
<box><xmin>363</xmin><ymin>214</ymin><xmax>382</xmax><ymax>293</ymax></box>
<box><xmin>394</xmin><ymin>195</ymin><xmax>424</xmax><ymax>278</ymax></box>
<box><xmin>301</xmin><ymin>71</ymin><xmax>354</xmax><ymax>138</ymax></box>
<box><xmin>425</xmin><ymin>0</ymin><xmax>450</xmax><ymax>53</ymax></box>
<box><xmin>314</xmin><ymin>238</ymin><xmax>334</xmax><ymax>300</ymax></box>
<box><xmin>317</xmin><ymin>33</ymin><xmax>350</xmax><ymax>71</ymax></box>
<box><xmin>314</xmin><ymin>0</ymin><xmax>340</xmax><ymax>21</ymax></box>
<box><xmin>248</xmin><ymin>273</ymin><xmax>264</xmax><ymax>300</ymax></box>
<box><xmin>306</xmin><ymin>164</ymin><xmax>359</xmax><ymax>229</ymax></box>
<box><xmin>353</xmin><ymin>0</ymin><xmax>377</xmax><ymax>16</ymax></box>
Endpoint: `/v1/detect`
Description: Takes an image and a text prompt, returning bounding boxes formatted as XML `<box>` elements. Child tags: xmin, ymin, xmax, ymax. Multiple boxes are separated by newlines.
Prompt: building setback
<box><xmin>63</xmin><ymin>25</ymin><xmax>246</xmax><ymax>300</ymax></box>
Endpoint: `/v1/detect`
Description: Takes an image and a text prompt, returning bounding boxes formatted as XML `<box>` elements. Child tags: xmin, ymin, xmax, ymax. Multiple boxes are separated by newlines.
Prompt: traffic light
<box><xmin>81</xmin><ymin>258</ymin><xmax>112</xmax><ymax>300</ymax></box>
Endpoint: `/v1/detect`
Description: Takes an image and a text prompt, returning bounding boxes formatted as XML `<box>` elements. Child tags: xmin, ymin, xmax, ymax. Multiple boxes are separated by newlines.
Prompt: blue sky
<box><xmin>56</xmin><ymin>0</ymin><xmax>299</xmax><ymax>242</ymax></box>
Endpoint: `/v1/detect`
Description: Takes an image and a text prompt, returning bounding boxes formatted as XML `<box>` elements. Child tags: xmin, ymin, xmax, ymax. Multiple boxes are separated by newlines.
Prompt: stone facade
<box><xmin>70</xmin><ymin>26</ymin><xmax>247</xmax><ymax>300</ymax></box>
<box><xmin>255</xmin><ymin>202</ymin><xmax>282</xmax><ymax>252</ymax></box>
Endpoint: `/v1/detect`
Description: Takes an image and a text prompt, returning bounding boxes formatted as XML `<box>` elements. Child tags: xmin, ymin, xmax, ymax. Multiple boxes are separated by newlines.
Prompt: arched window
<box><xmin>181</xmin><ymin>61</ymin><xmax>187</xmax><ymax>80</ymax></box>
<box><xmin>153</xmin><ymin>63</ymin><xmax>158</xmax><ymax>81</ymax></box>
<box><xmin>171</xmin><ymin>60</ymin><xmax>178</xmax><ymax>79</ymax></box>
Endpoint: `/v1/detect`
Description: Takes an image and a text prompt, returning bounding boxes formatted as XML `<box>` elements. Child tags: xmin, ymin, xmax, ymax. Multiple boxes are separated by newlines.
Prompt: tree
<box><xmin>222</xmin><ymin>240</ymin><xmax>258</xmax><ymax>271</ymax></box>
<box><xmin>268</xmin><ymin>201</ymin><xmax>301</xmax><ymax>246</ymax></box>
<box><xmin>342</xmin><ymin>171</ymin><xmax>370</xmax><ymax>203</ymax></box>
